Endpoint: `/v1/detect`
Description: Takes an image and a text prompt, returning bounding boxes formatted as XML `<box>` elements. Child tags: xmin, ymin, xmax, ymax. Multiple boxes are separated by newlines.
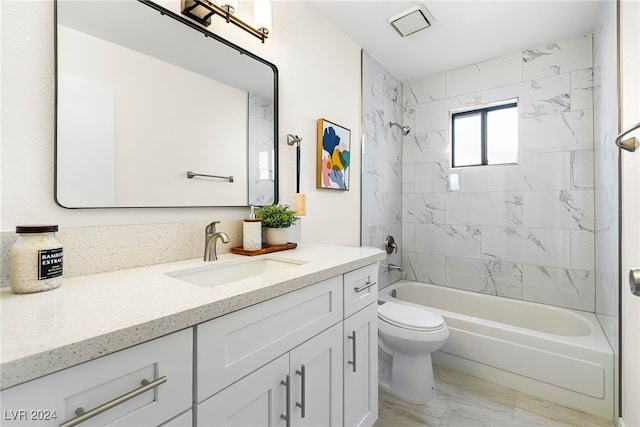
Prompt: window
<box><xmin>451</xmin><ymin>101</ymin><xmax>518</xmax><ymax>168</ymax></box>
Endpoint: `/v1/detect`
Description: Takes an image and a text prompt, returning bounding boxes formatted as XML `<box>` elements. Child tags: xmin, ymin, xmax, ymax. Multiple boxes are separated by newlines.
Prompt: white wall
<box><xmin>57</xmin><ymin>71</ymin><xmax>116</xmax><ymax>207</ymax></box>
<box><xmin>0</xmin><ymin>1</ymin><xmax>362</xmax><ymax>246</ymax></box>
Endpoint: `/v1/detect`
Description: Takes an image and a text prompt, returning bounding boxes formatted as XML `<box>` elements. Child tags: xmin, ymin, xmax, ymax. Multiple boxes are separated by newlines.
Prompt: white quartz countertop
<box><xmin>0</xmin><ymin>243</ymin><xmax>385</xmax><ymax>390</ymax></box>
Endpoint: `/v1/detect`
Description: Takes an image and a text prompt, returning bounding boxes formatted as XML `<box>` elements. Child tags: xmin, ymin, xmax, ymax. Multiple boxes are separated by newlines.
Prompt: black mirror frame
<box><xmin>53</xmin><ymin>0</ymin><xmax>279</xmax><ymax>208</ymax></box>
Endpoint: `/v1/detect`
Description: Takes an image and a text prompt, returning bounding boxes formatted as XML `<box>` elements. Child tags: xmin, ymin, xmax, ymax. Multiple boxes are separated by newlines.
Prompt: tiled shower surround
<box><xmin>361</xmin><ymin>50</ymin><xmax>403</xmax><ymax>288</ymax></box>
<box><xmin>401</xmin><ymin>34</ymin><xmax>596</xmax><ymax>312</ymax></box>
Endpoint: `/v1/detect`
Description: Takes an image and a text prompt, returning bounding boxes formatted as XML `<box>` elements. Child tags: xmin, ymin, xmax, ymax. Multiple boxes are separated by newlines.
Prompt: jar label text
<box><xmin>38</xmin><ymin>248</ymin><xmax>63</xmax><ymax>280</ymax></box>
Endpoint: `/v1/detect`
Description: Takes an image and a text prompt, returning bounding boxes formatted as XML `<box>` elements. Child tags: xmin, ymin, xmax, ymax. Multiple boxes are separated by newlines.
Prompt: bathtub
<box><xmin>379</xmin><ymin>280</ymin><xmax>614</xmax><ymax>419</ymax></box>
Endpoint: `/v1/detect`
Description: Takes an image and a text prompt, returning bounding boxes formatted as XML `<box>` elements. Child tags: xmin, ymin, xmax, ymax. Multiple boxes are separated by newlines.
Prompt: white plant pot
<box><xmin>265</xmin><ymin>227</ymin><xmax>288</xmax><ymax>246</ymax></box>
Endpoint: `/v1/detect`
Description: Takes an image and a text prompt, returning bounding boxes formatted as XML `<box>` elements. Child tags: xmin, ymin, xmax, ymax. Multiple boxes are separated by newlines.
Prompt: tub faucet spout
<box><xmin>386</xmin><ymin>264</ymin><xmax>403</xmax><ymax>272</ymax></box>
<box><xmin>204</xmin><ymin>221</ymin><xmax>230</xmax><ymax>261</ymax></box>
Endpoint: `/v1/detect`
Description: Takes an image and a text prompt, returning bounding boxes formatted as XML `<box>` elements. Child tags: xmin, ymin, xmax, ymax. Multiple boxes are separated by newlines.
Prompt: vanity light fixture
<box><xmin>389</xmin><ymin>5</ymin><xmax>434</xmax><ymax>38</ymax></box>
<box><xmin>219</xmin><ymin>0</ymin><xmax>238</xmax><ymax>14</ymax></box>
<box><xmin>181</xmin><ymin>0</ymin><xmax>272</xmax><ymax>43</ymax></box>
<box><xmin>253</xmin><ymin>0</ymin><xmax>273</xmax><ymax>36</ymax></box>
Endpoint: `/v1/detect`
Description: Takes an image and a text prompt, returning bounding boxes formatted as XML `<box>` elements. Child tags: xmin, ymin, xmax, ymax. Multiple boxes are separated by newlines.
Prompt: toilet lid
<box><xmin>378</xmin><ymin>301</ymin><xmax>445</xmax><ymax>331</ymax></box>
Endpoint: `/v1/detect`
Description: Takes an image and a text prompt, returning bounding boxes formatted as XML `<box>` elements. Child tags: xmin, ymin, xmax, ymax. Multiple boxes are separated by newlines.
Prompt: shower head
<box><xmin>389</xmin><ymin>121</ymin><xmax>411</xmax><ymax>136</ymax></box>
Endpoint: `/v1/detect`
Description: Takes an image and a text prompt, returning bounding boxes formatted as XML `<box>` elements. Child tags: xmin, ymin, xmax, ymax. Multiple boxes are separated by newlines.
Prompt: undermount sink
<box><xmin>166</xmin><ymin>257</ymin><xmax>307</xmax><ymax>288</ymax></box>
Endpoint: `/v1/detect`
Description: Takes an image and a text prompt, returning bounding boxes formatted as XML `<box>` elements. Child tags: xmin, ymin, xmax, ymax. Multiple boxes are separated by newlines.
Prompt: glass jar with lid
<box><xmin>10</xmin><ymin>225</ymin><xmax>63</xmax><ymax>293</ymax></box>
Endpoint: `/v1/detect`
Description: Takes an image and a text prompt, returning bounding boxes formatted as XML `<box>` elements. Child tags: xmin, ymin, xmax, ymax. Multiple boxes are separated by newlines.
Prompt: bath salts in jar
<box><xmin>10</xmin><ymin>225</ymin><xmax>63</xmax><ymax>293</ymax></box>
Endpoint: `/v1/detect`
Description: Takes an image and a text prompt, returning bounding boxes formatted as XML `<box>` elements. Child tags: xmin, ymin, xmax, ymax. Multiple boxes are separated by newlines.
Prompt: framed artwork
<box><xmin>316</xmin><ymin>118</ymin><xmax>351</xmax><ymax>190</ymax></box>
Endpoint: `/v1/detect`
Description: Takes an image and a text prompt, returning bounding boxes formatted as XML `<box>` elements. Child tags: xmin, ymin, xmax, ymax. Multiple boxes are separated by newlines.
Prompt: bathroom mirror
<box><xmin>55</xmin><ymin>0</ymin><xmax>278</xmax><ymax>208</ymax></box>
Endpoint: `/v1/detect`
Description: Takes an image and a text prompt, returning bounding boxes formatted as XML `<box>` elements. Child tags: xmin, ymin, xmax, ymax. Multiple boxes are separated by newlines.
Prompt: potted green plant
<box><xmin>256</xmin><ymin>204</ymin><xmax>299</xmax><ymax>245</ymax></box>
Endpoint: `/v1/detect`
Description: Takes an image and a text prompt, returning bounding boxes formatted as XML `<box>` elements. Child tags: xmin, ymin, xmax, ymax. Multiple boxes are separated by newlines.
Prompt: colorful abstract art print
<box><xmin>316</xmin><ymin>118</ymin><xmax>351</xmax><ymax>190</ymax></box>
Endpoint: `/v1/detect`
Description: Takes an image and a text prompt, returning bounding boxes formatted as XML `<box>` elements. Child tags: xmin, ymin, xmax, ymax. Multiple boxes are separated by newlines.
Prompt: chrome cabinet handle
<box><xmin>354</xmin><ymin>280</ymin><xmax>377</xmax><ymax>293</ymax></box>
<box><xmin>347</xmin><ymin>331</ymin><xmax>357</xmax><ymax>373</ymax></box>
<box><xmin>59</xmin><ymin>377</ymin><xmax>167</xmax><ymax>427</ymax></box>
<box><xmin>280</xmin><ymin>374</ymin><xmax>291</xmax><ymax>427</ymax></box>
<box><xmin>295</xmin><ymin>365</ymin><xmax>306</xmax><ymax>418</ymax></box>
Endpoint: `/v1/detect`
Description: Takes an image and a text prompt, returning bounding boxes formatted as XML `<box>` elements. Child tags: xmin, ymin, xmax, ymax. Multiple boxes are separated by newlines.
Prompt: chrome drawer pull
<box><xmin>59</xmin><ymin>376</ymin><xmax>167</xmax><ymax>427</ymax></box>
<box><xmin>295</xmin><ymin>364</ymin><xmax>306</xmax><ymax>418</ymax></box>
<box><xmin>354</xmin><ymin>280</ymin><xmax>377</xmax><ymax>293</ymax></box>
<box><xmin>347</xmin><ymin>331</ymin><xmax>357</xmax><ymax>373</ymax></box>
<box><xmin>280</xmin><ymin>374</ymin><xmax>291</xmax><ymax>427</ymax></box>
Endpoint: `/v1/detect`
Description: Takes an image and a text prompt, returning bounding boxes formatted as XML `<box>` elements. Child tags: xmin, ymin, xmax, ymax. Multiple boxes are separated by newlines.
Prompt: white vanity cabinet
<box><xmin>344</xmin><ymin>303</ymin><xmax>378</xmax><ymax>427</ymax></box>
<box><xmin>344</xmin><ymin>263</ymin><xmax>378</xmax><ymax>317</ymax></box>
<box><xmin>0</xmin><ymin>328</ymin><xmax>192</xmax><ymax>427</ymax></box>
<box><xmin>288</xmin><ymin>322</ymin><xmax>343</xmax><ymax>426</ymax></box>
<box><xmin>196</xmin><ymin>262</ymin><xmax>379</xmax><ymax>427</ymax></box>
<box><xmin>195</xmin><ymin>276</ymin><xmax>344</xmax><ymax>402</ymax></box>
<box><xmin>195</xmin><ymin>276</ymin><xmax>344</xmax><ymax>426</ymax></box>
<box><xmin>343</xmin><ymin>264</ymin><xmax>379</xmax><ymax>427</ymax></box>
<box><xmin>159</xmin><ymin>410</ymin><xmax>193</xmax><ymax>426</ymax></box>
<box><xmin>198</xmin><ymin>323</ymin><xmax>343</xmax><ymax>426</ymax></box>
<box><xmin>197</xmin><ymin>353</ymin><xmax>289</xmax><ymax>425</ymax></box>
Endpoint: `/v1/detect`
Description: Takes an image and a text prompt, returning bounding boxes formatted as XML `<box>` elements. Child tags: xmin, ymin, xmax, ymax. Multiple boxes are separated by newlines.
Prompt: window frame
<box><xmin>451</xmin><ymin>101</ymin><xmax>518</xmax><ymax>168</ymax></box>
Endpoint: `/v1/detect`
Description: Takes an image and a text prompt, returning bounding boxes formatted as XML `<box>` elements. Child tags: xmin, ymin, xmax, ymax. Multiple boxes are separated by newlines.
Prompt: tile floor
<box><xmin>374</xmin><ymin>365</ymin><xmax>614</xmax><ymax>427</ymax></box>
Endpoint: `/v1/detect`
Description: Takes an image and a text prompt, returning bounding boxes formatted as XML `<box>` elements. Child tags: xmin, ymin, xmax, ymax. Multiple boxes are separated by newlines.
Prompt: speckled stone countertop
<box><xmin>0</xmin><ymin>243</ymin><xmax>385</xmax><ymax>390</ymax></box>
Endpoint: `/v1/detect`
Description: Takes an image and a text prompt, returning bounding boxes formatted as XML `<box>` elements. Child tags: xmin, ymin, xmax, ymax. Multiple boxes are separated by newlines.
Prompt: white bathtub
<box><xmin>379</xmin><ymin>280</ymin><xmax>614</xmax><ymax>419</ymax></box>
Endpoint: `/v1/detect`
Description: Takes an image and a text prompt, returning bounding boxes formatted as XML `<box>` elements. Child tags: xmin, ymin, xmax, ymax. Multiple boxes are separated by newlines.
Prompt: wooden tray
<box><xmin>231</xmin><ymin>242</ymin><xmax>297</xmax><ymax>256</ymax></box>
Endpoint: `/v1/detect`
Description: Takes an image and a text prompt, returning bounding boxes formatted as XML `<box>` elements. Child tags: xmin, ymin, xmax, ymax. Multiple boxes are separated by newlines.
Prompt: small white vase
<box><xmin>265</xmin><ymin>227</ymin><xmax>288</xmax><ymax>246</ymax></box>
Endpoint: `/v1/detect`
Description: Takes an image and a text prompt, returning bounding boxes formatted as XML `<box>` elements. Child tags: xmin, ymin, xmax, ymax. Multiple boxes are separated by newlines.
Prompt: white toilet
<box><xmin>378</xmin><ymin>301</ymin><xmax>449</xmax><ymax>403</ymax></box>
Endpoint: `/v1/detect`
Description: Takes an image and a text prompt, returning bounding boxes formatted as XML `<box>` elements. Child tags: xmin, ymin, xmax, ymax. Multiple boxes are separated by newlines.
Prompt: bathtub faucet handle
<box><xmin>384</xmin><ymin>235</ymin><xmax>398</xmax><ymax>254</ymax></box>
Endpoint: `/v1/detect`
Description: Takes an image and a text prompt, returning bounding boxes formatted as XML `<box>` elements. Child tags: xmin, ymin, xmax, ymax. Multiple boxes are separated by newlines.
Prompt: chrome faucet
<box><xmin>204</xmin><ymin>221</ymin><xmax>230</xmax><ymax>261</ymax></box>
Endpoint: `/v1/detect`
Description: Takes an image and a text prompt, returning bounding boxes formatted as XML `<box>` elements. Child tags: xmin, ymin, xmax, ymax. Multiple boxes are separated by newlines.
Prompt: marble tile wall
<box><xmin>402</xmin><ymin>34</ymin><xmax>596</xmax><ymax>312</ymax></box>
<box><xmin>361</xmin><ymin>50</ymin><xmax>403</xmax><ymax>288</ymax></box>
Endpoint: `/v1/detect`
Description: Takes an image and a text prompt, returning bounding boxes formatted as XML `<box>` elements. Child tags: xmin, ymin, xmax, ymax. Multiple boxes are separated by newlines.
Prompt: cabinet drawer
<box><xmin>343</xmin><ymin>263</ymin><xmax>378</xmax><ymax>317</ymax></box>
<box><xmin>0</xmin><ymin>328</ymin><xmax>192</xmax><ymax>427</ymax></box>
<box><xmin>196</xmin><ymin>276</ymin><xmax>343</xmax><ymax>401</ymax></box>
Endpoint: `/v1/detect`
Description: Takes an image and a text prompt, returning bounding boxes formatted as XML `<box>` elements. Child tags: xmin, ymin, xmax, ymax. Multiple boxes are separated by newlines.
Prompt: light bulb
<box><xmin>253</xmin><ymin>0</ymin><xmax>272</xmax><ymax>34</ymax></box>
<box><xmin>219</xmin><ymin>0</ymin><xmax>238</xmax><ymax>14</ymax></box>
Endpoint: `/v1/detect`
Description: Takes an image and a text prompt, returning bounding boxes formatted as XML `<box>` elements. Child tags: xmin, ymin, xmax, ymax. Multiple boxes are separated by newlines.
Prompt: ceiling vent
<box><xmin>388</xmin><ymin>5</ymin><xmax>433</xmax><ymax>37</ymax></box>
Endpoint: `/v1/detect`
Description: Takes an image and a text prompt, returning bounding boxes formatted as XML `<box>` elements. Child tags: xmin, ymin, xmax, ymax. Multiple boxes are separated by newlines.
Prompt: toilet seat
<box><xmin>378</xmin><ymin>302</ymin><xmax>445</xmax><ymax>332</ymax></box>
